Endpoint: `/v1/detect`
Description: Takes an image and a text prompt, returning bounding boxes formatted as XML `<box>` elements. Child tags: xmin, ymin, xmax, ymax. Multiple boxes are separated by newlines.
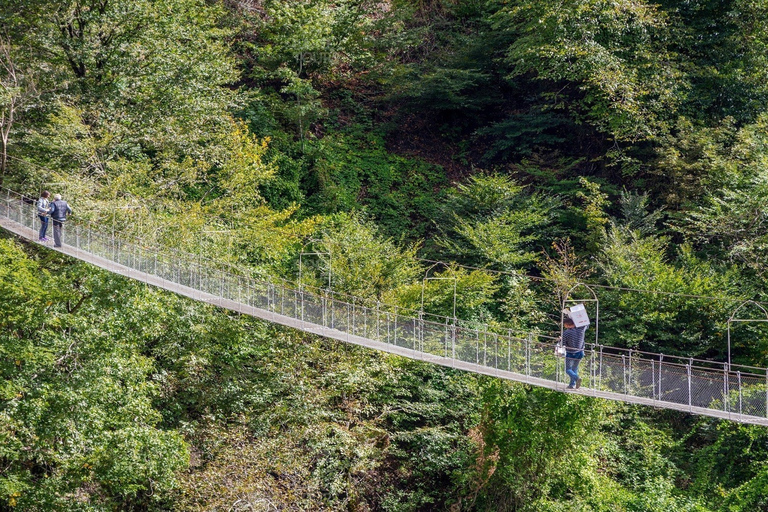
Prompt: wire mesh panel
<box><xmin>488</xmin><ymin>333</ymin><xmax>506</xmax><ymax>372</ymax></box>
<box><xmin>270</xmin><ymin>282</ymin><xmax>285</xmax><ymax>315</ymax></box>
<box><xmin>350</xmin><ymin>302</ymin><xmax>368</xmax><ymax>339</ymax></box>
<box><xmin>373</xmin><ymin>310</ymin><xmax>388</xmax><ymax>345</ymax></box>
<box><xmin>301</xmin><ymin>291</ymin><xmax>326</xmax><ymax>327</ymax></box>
<box><xmin>395</xmin><ymin>313</ymin><xmax>418</xmax><ymax>352</ymax></box>
<box><xmin>598</xmin><ymin>353</ymin><xmax>629</xmax><ymax>395</ymax></box>
<box><xmin>453</xmin><ymin>327</ymin><xmax>479</xmax><ymax>365</ymax></box>
<box><xmin>737</xmin><ymin>374</ymin><xmax>767</xmax><ymax>418</ymax></box>
<box><xmin>658</xmin><ymin>363</ymin><xmax>690</xmax><ymax>407</ymax></box>
<box><xmin>506</xmin><ymin>336</ymin><xmax>528</xmax><ymax>375</ymax></box>
<box><xmin>199</xmin><ymin>265</ymin><xmax>214</xmax><ymax>296</ymax></box>
<box><xmin>627</xmin><ymin>358</ymin><xmax>657</xmax><ymax>400</ymax></box>
<box><xmin>4</xmin><ymin>187</ymin><xmax>768</xmax><ymax>425</ymax></box>
<box><xmin>477</xmin><ymin>331</ymin><xmax>491</xmax><ymax>369</ymax></box>
<box><xmin>485</xmin><ymin>333</ymin><xmax>504</xmax><ymax>371</ymax></box>
<box><xmin>253</xmin><ymin>281</ymin><xmax>272</xmax><ymax>311</ymax></box>
<box><xmin>583</xmin><ymin>350</ymin><xmax>598</xmax><ymax>389</ymax></box>
<box><xmin>690</xmin><ymin>367</ymin><xmax>726</xmax><ymax>410</ymax></box>
<box><xmin>328</xmin><ymin>297</ymin><xmax>350</xmax><ymax>333</ymax></box>
<box><xmin>529</xmin><ymin>340</ymin><xmax>558</xmax><ymax>382</ymax></box>
<box><xmin>420</xmin><ymin>320</ymin><xmax>448</xmax><ymax>358</ymax></box>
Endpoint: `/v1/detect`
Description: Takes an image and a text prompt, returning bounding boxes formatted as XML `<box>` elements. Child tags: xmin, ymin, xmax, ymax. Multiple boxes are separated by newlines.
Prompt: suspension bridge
<box><xmin>2</xmin><ymin>187</ymin><xmax>768</xmax><ymax>426</ymax></box>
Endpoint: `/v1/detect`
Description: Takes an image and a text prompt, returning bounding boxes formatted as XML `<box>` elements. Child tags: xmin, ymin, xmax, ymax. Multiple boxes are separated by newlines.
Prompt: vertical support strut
<box><xmin>688</xmin><ymin>359</ymin><xmax>693</xmax><ymax>412</ymax></box>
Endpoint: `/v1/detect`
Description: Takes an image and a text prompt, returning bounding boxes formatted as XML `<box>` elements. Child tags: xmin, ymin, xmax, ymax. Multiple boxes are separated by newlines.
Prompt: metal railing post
<box><xmin>622</xmin><ymin>355</ymin><xmax>627</xmax><ymax>394</ymax></box>
<box><xmin>724</xmin><ymin>364</ymin><xmax>729</xmax><ymax>415</ymax></box>
<box><xmin>526</xmin><ymin>333</ymin><xmax>531</xmax><ymax>377</ymax></box>
<box><xmin>738</xmin><ymin>371</ymin><xmax>743</xmax><ymax>417</ymax></box>
<box><xmin>659</xmin><ymin>354</ymin><xmax>664</xmax><ymax>401</ymax></box>
<box><xmin>688</xmin><ymin>360</ymin><xmax>693</xmax><ymax>412</ymax></box>
<box><xmin>599</xmin><ymin>345</ymin><xmax>604</xmax><ymax>390</ymax></box>
<box><xmin>394</xmin><ymin>306</ymin><xmax>398</xmax><ymax>346</ymax></box>
<box><xmin>451</xmin><ymin>323</ymin><xmax>456</xmax><ymax>366</ymax></box>
<box><xmin>442</xmin><ymin>318</ymin><xmax>448</xmax><ymax>359</ymax></box>
<box><xmin>386</xmin><ymin>309</ymin><xmax>390</xmax><ymax>344</ymax></box>
<box><xmin>418</xmin><ymin>312</ymin><xmax>423</xmax><ymax>353</ymax></box>
<box><xmin>507</xmin><ymin>330</ymin><xmax>511</xmax><ymax>372</ymax></box>
<box><xmin>322</xmin><ymin>292</ymin><xmax>327</xmax><ymax>328</ymax></box>
<box><xmin>475</xmin><ymin>329</ymin><xmax>480</xmax><ymax>365</ymax></box>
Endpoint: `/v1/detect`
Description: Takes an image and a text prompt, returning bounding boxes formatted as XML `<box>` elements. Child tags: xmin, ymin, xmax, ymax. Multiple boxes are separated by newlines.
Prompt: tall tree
<box><xmin>0</xmin><ymin>37</ymin><xmax>36</xmax><ymax>183</ymax></box>
<box><xmin>11</xmin><ymin>0</ymin><xmax>242</xmax><ymax>198</ymax></box>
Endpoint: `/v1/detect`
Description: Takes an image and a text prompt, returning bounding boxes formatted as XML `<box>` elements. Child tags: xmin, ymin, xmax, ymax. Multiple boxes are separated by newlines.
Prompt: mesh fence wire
<box><xmin>3</xmin><ymin>189</ymin><xmax>768</xmax><ymax>423</ymax></box>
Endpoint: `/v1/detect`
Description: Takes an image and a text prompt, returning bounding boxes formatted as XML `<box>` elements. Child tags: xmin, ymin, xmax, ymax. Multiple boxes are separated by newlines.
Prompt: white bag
<box><xmin>568</xmin><ymin>304</ymin><xmax>590</xmax><ymax>327</ymax></box>
<box><xmin>554</xmin><ymin>342</ymin><xmax>566</xmax><ymax>357</ymax></box>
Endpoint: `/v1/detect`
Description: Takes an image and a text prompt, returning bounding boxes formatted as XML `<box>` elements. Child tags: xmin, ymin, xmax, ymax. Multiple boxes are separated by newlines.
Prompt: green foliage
<box><xmin>5</xmin><ymin>0</ymin><xmax>768</xmax><ymax>508</ymax></box>
<box><xmin>395</xmin><ymin>264</ymin><xmax>500</xmax><ymax>321</ymax></box>
<box><xmin>576</xmin><ymin>177</ymin><xmax>611</xmax><ymax>252</ymax></box>
<box><xmin>436</xmin><ymin>174</ymin><xmax>558</xmax><ymax>270</ymax></box>
<box><xmin>0</xmin><ymin>239</ymin><xmax>47</xmax><ymax>334</ymax></box>
<box><xmin>668</xmin><ymin>0</ymin><xmax>768</xmax><ymax>122</ymax></box>
<box><xmin>10</xmin><ymin>0</ymin><xmax>246</xmax><ymax>205</ymax></box>
<box><xmin>491</xmin><ymin>0</ymin><xmax>682</xmax><ymax>142</ymax></box>
<box><xmin>0</xmin><ymin>239</ymin><xmax>188</xmax><ymax>510</ymax></box>
<box><xmin>664</xmin><ymin>114</ymin><xmax>768</xmax><ymax>278</ymax></box>
<box><xmin>617</xmin><ymin>188</ymin><xmax>665</xmax><ymax>236</ymax></box>
<box><xmin>303</xmin><ymin>132</ymin><xmax>448</xmax><ymax>238</ymax></box>
<box><xmin>597</xmin><ymin>227</ymin><xmax>738</xmax><ymax>356</ymax></box>
<box><xmin>308</xmin><ymin>212</ymin><xmax>422</xmax><ymax>301</ymax></box>
<box><xmin>368</xmin><ymin>360</ymin><xmax>482</xmax><ymax>511</ymax></box>
<box><xmin>476</xmin><ymin>112</ymin><xmax>569</xmax><ymax>161</ymax></box>
<box><xmin>393</xmin><ymin>66</ymin><xmax>494</xmax><ymax>114</ymax></box>
<box><xmin>473</xmin><ymin>381</ymin><xmax>612</xmax><ymax>510</ymax></box>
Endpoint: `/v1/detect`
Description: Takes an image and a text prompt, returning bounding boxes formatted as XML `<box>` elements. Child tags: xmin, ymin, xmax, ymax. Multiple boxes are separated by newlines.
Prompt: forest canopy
<box><xmin>2</xmin><ymin>0</ymin><xmax>768</xmax><ymax>510</ymax></box>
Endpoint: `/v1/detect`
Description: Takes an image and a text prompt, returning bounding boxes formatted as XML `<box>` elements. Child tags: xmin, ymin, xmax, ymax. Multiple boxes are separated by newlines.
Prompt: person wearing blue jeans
<box><xmin>561</xmin><ymin>315</ymin><xmax>587</xmax><ymax>389</ymax></box>
<box><xmin>37</xmin><ymin>190</ymin><xmax>52</xmax><ymax>241</ymax></box>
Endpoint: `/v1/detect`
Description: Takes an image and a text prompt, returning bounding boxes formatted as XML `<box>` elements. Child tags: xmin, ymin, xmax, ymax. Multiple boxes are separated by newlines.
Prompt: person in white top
<box><xmin>36</xmin><ymin>190</ymin><xmax>52</xmax><ymax>241</ymax></box>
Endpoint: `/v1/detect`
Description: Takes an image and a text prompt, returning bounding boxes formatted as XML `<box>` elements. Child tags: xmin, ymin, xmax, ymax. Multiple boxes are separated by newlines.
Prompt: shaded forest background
<box><xmin>2</xmin><ymin>0</ymin><xmax>768</xmax><ymax>510</ymax></box>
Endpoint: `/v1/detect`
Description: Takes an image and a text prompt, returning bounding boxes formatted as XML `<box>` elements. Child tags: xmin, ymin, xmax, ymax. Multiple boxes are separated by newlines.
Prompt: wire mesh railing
<box><xmin>2</xmin><ymin>186</ymin><xmax>768</xmax><ymax>424</ymax></box>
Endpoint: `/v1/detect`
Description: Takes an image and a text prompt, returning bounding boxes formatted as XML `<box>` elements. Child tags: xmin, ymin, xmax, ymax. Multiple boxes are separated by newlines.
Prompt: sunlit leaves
<box><xmin>310</xmin><ymin>212</ymin><xmax>422</xmax><ymax>301</ymax></box>
<box><xmin>17</xmin><ymin>0</ymin><xmax>243</xmax><ymax>202</ymax></box>
<box><xmin>597</xmin><ymin>227</ymin><xmax>738</xmax><ymax>355</ymax></box>
<box><xmin>394</xmin><ymin>264</ymin><xmax>499</xmax><ymax>321</ymax></box>
<box><xmin>492</xmin><ymin>0</ymin><xmax>683</xmax><ymax>141</ymax></box>
<box><xmin>0</xmin><ymin>240</ymin><xmax>187</xmax><ymax>509</ymax></box>
<box><xmin>437</xmin><ymin>174</ymin><xmax>557</xmax><ymax>270</ymax></box>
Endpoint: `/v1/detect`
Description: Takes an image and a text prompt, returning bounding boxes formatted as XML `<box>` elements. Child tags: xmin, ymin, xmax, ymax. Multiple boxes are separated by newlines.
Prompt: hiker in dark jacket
<box><xmin>49</xmin><ymin>194</ymin><xmax>73</xmax><ymax>248</ymax></box>
<box><xmin>561</xmin><ymin>315</ymin><xmax>587</xmax><ymax>389</ymax></box>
